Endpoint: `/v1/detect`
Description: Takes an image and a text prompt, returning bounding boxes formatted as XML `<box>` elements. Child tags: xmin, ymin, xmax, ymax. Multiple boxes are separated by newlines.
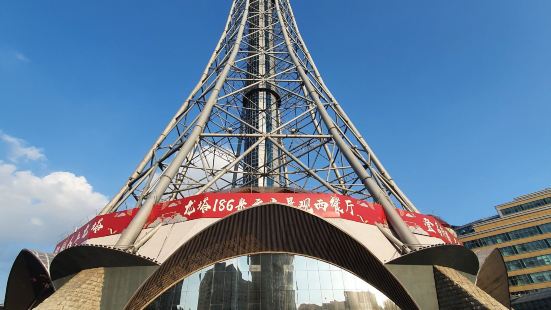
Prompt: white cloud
<box><xmin>0</xmin><ymin>162</ymin><xmax>108</xmax><ymax>245</ymax></box>
<box><xmin>14</xmin><ymin>51</ymin><xmax>30</xmax><ymax>63</ymax></box>
<box><xmin>0</xmin><ymin>132</ymin><xmax>107</xmax><ymax>246</ymax></box>
<box><xmin>0</xmin><ymin>132</ymin><xmax>108</xmax><ymax>302</ymax></box>
<box><xmin>178</xmin><ymin>148</ymin><xmax>238</xmax><ymax>195</ymax></box>
<box><xmin>0</xmin><ymin>132</ymin><xmax>45</xmax><ymax>162</ymax></box>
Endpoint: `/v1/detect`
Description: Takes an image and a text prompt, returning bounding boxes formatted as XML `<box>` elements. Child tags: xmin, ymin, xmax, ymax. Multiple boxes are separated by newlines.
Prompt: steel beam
<box><xmin>115</xmin><ymin>0</ymin><xmax>251</xmax><ymax>249</ymax></box>
<box><xmin>281</xmin><ymin>0</ymin><xmax>419</xmax><ymax>213</ymax></box>
<box><xmin>274</xmin><ymin>0</ymin><xmax>420</xmax><ymax>250</ymax></box>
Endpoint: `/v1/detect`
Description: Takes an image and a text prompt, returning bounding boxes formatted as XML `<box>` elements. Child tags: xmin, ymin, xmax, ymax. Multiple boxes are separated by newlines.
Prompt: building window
<box><xmin>510</xmin><ymin>274</ymin><xmax>532</xmax><ymax>286</ymax></box>
<box><xmin>524</xmin><ymin>255</ymin><xmax>551</xmax><ymax>269</ymax></box>
<box><xmin>515</xmin><ymin>239</ymin><xmax>551</xmax><ymax>254</ymax></box>
<box><xmin>509</xmin><ymin>271</ymin><xmax>551</xmax><ymax>287</ymax></box>
<box><xmin>506</xmin><ymin>260</ymin><xmax>525</xmax><ymax>271</ymax></box>
<box><xmin>508</xmin><ymin>226</ymin><xmax>540</xmax><ymax>240</ymax></box>
<box><xmin>500</xmin><ymin>239</ymin><xmax>551</xmax><ymax>257</ymax></box>
<box><xmin>531</xmin><ymin>271</ymin><xmax>551</xmax><ymax>284</ymax></box>
<box><xmin>501</xmin><ymin>197</ymin><xmax>551</xmax><ymax>216</ymax></box>
<box><xmin>505</xmin><ymin>254</ymin><xmax>551</xmax><ymax>271</ymax></box>
<box><xmin>464</xmin><ymin>223</ymin><xmax>551</xmax><ymax>250</ymax></box>
<box><xmin>455</xmin><ymin>225</ymin><xmax>475</xmax><ymax>236</ymax></box>
<box><xmin>540</xmin><ymin>223</ymin><xmax>551</xmax><ymax>234</ymax></box>
<box><xmin>500</xmin><ymin>246</ymin><xmax>517</xmax><ymax>256</ymax></box>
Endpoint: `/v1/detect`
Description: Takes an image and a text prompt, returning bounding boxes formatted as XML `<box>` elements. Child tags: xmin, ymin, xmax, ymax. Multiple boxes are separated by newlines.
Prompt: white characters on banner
<box><xmin>184</xmin><ymin>200</ymin><xmax>196</xmax><ymax>216</ymax></box>
<box><xmin>434</xmin><ymin>220</ymin><xmax>451</xmax><ymax>242</ymax></box>
<box><xmin>198</xmin><ymin>197</ymin><xmax>212</xmax><ymax>213</ymax></box>
<box><xmin>286</xmin><ymin>197</ymin><xmax>295</xmax><ymax>207</ymax></box>
<box><xmin>298</xmin><ymin>198</ymin><xmax>312</xmax><ymax>213</ymax></box>
<box><xmin>421</xmin><ymin>216</ymin><xmax>453</xmax><ymax>242</ymax></box>
<box><xmin>82</xmin><ymin>224</ymin><xmax>90</xmax><ymax>239</ymax></box>
<box><xmin>345</xmin><ymin>200</ymin><xmax>354</xmax><ymax>215</ymax></box>
<box><xmin>213</xmin><ymin>199</ymin><xmax>236</xmax><ymax>212</ymax></box>
<box><xmin>225</xmin><ymin>199</ymin><xmax>235</xmax><ymax>211</ymax></box>
<box><xmin>330</xmin><ymin>196</ymin><xmax>344</xmax><ymax>214</ymax></box>
<box><xmin>236</xmin><ymin>198</ymin><xmax>247</xmax><ymax>211</ymax></box>
<box><xmin>252</xmin><ymin>198</ymin><xmax>264</xmax><ymax>206</ymax></box>
<box><xmin>314</xmin><ymin>199</ymin><xmax>329</xmax><ymax>212</ymax></box>
<box><xmin>91</xmin><ymin>218</ymin><xmax>104</xmax><ymax>234</ymax></box>
<box><xmin>66</xmin><ymin>235</ymin><xmax>74</xmax><ymax>248</ymax></box>
<box><xmin>423</xmin><ymin>218</ymin><xmax>436</xmax><ymax>233</ymax></box>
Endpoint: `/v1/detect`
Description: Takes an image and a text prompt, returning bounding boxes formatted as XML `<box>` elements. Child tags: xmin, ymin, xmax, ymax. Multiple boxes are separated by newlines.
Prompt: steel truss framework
<box><xmin>104</xmin><ymin>0</ymin><xmax>422</xmax><ymax>249</ymax></box>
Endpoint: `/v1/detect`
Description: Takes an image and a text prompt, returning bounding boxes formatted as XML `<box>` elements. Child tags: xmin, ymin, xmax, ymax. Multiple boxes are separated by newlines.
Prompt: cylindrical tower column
<box><xmin>242</xmin><ymin>0</ymin><xmax>281</xmax><ymax>188</ymax></box>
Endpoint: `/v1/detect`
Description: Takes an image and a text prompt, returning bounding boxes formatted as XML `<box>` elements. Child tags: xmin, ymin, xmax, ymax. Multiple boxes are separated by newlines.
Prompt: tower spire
<box><xmin>106</xmin><ymin>0</ymin><xmax>420</xmax><ymax>250</ymax></box>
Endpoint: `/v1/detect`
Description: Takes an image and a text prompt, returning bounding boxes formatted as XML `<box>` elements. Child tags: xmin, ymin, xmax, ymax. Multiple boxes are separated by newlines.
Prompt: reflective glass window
<box><xmin>501</xmin><ymin>197</ymin><xmax>551</xmax><ymax>215</ymax></box>
<box><xmin>539</xmin><ymin>223</ymin><xmax>551</xmax><ymax>234</ymax></box>
<box><xmin>509</xmin><ymin>226</ymin><xmax>540</xmax><ymax>240</ymax></box>
<box><xmin>499</xmin><ymin>246</ymin><xmax>517</xmax><ymax>256</ymax></box>
<box><xmin>463</xmin><ymin>241</ymin><xmax>476</xmax><ymax>249</ymax></box>
<box><xmin>523</xmin><ymin>254</ymin><xmax>551</xmax><ymax>269</ymax></box>
<box><xmin>515</xmin><ymin>239</ymin><xmax>549</xmax><ymax>254</ymax></box>
<box><xmin>530</xmin><ymin>270</ymin><xmax>551</xmax><ymax>284</ymax></box>
<box><xmin>146</xmin><ymin>253</ymin><xmax>401</xmax><ymax>309</ymax></box>
<box><xmin>509</xmin><ymin>274</ymin><xmax>532</xmax><ymax>286</ymax></box>
<box><xmin>462</xmin><ymin>223</ymin><xmax>551</xmax><ymax>250</ymax></box>
<box><xmin>505</xmin><ymin>254</ymin><xmax>551</xmax><ymax>271</ymax></box>
<box><xmin>500</xmin><ymin>239</ymin><xmax>551</xmax><ymax>257</ymax></box>
<box><xmin>505</xmin><ymin>260</ymin><xmax>524</xmax><ymax>271</ymax></box>
<box><xmin>455</xmin><ymin>225</ymin><xmax>475</xmax><ymax>236</ymax></box>
<box><xmin>487</xmin><ymin>233</ymin><xmax>510</xmax><ymax>245</ymax></box>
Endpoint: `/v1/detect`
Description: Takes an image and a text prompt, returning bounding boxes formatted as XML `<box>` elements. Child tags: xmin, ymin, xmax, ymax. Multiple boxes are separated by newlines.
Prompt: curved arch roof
<box><xmin>124</xmin><ymin>203</ymin><xmax>419</xmax><ymax>309</ymax></box>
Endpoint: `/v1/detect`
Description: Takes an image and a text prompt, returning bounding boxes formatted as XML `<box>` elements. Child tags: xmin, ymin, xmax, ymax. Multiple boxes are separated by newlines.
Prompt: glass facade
<box><xmin>454</xmin><ymin>224</ymin><xmax>475</xmax><ymax>236</ymax></box>
<box><xmin>499</xmin><ymin>239</ymin><xmax>551</xmax><ymax>257</ymax></box>
<box><xmin>506</xmin><ymin>254</ymin><xmax>551</xmax><ymax>271</ymax></box>
<box><xmin>454</xmin><ymin>215</ymin><xmax>499</xmax><ymax>237</ymax></box>
<box><xmin>500</xmin><ymin>197</ymin><xmax>551</xmax><ymax>216</ymax></box>
<box><xmin>463</xmin><ymin>222</ymin><xmax>551</xmax><ymax>250</ymax></box>
<box><xmin>510</xmin><ymin>271</ymin><xmax>551</xmax><ymax>287</ymax></box>
<box><xmin>460</xmin><ymin>221</ymin><xmax>551</xmax><ymax>289</ymax></box>
<box><xmin>146</xmin><ymin>253</ymin><xmax>400</xmax><ymax>310</ymax></box>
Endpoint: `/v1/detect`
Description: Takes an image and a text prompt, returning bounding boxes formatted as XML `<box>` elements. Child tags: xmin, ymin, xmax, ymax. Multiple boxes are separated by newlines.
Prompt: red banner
<box><xmin>55</xmin><ymin>192</ymin><xmax>459</xmax><ymax>253</ymax></box>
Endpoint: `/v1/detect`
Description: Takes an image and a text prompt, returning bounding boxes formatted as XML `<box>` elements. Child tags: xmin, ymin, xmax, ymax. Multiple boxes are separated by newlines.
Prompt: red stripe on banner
<box><xmin>54</xmin><ymin>192</ymin><xmax>459</xmax><ymax>253</ymax></box>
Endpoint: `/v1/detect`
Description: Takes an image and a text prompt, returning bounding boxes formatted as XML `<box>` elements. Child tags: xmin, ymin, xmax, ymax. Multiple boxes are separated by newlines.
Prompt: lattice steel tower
<box><xmin>3</xmin><ymin>2</ymin><xmax>512</xmax><ymax>309</ymax></box>
<box><xmin>103</xmin><ymin>0</ymin><xmax>421</xmax><ymax>251</ymax></box>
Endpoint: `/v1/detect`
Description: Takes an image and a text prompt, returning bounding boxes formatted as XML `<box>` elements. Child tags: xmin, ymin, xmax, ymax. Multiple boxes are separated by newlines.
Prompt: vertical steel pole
<box><xmin>281</xmin><ymin>0</ymin><xmax>419</xmax><ymax>213</ymax></box>
<box><xmin>275</xmin><ymin>0</ymin><xmax>420</xmax><ymax>250</ymax></box>
<box><xmin>101</xmin><ymin>0</ymin><xmax>239</xmax><ymax>215</ymax></box>
<box><xmin>304</xmin><ymin>85</ymin><xmax>346</xmax><ymax>190</ymax></box>
<box><xmin>115</xmin><ymin>0</ymin><xmax>251</xmax><ymax>249</ymax></box>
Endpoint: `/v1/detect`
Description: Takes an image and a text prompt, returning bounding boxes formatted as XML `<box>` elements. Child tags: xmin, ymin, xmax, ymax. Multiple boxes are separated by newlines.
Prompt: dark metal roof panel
<box><xmin>125</xmin><ymin>203</ymin><xmax>419</xmax><ymax>310</ymax></box>
<box><xmin>50</xmin><ymin>244</ymin><xmax>159</xmax><ymax>280</ymax></box>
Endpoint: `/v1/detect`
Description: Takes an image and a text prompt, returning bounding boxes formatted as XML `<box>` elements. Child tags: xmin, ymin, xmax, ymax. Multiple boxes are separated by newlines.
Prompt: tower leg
<box><xmin>274</xmin><ymin>0</ymin><xmax>420</xmax><ymax>250</ymax></box>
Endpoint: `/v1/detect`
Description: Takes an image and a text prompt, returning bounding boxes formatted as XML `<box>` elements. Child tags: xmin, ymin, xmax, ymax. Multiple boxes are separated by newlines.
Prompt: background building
<box><xmin>455</xmin><ymin>188</ymin><xmax>551</xmax><ymax>308</ymax></box>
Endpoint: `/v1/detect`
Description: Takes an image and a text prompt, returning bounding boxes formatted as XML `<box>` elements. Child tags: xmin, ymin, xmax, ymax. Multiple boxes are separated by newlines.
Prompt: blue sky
<box><xmin>1</xmin><ymin>0</ymin><xmax>550</xmax><ymax>302</ymax></box>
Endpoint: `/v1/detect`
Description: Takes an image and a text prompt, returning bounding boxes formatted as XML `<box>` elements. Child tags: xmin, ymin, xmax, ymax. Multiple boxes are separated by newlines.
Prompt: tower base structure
<box><xmin>5</xmin><ymin>190</ymin><xmax>509</xmax><ymax>309</ymax></box>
